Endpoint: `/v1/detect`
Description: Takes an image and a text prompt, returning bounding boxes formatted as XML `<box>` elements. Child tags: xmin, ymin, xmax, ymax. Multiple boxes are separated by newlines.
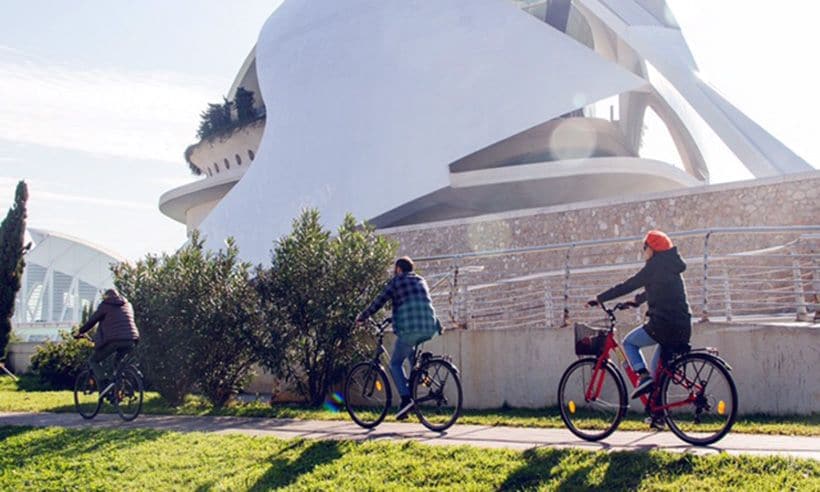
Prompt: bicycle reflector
<box><xmin>375</xmin><ymin>381</ymin><xmax>383</xmax><ymax>392</ymax></box>
<box><xmin>568</xmin><ymin>400</ymin><xmax>576</xmax><ymax>414</ymax></box>
<box><xmin>718</xmin><ymin>400</ymin><xmax>726</xmax><ymax>415</ymax></box>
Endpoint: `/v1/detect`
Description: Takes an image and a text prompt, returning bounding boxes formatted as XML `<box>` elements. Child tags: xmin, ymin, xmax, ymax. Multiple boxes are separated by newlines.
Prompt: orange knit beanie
<box><xmin>644</xmin><ymin>230</ymin><xmax>673</xmax><ymax>252</ymax></box>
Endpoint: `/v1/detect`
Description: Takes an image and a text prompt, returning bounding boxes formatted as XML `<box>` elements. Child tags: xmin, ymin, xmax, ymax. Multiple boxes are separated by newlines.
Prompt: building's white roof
<box><xmin>171</xmin><ymin>0</ymin><xmax>813</xmax><ymax>265</ymax></box>
<box><xmin>198</xmin><ymin>0</ymin><xmax>649</xmax><ymax>263</ymax></box>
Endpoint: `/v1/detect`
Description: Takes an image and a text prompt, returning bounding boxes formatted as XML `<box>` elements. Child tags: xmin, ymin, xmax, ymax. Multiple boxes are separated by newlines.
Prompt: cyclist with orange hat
<box><xmin>588</xmin><ymin>230</ymin><xmax>692</xmax><ymax>401</ymax></box>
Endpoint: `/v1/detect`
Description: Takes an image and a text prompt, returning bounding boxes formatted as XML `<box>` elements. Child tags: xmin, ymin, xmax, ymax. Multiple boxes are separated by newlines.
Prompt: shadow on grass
<box><xmin>0</xmin><ymin>425</ymin><xmax>166</xmax><ymax>468</ymax></box>
<box><xmin>248</xmin><ymin>440</ymin><xmax>343</xmax><ymax>491</ymax></box>
<box><xmin>499</xmin><ymin>448</ymin><xmax>697</xmax><ymax>491</ymax></box>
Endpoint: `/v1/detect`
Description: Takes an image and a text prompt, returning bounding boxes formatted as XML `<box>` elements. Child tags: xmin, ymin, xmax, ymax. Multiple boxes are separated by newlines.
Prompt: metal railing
<box><xmin>418</xmin><ymin>226</ymin><xmax>820</xmax><ymax>331</ymax></box>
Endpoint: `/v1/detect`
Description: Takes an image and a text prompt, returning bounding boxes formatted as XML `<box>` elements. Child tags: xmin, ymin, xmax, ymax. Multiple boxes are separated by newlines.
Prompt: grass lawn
<box><xmin>1</xmin><ymin>425</ymin><xmax>817</xmax><ymax>491</ymax></box>
<box><xmin>2</xmin><ymin>376</ymin><xmax>818</xmax><ymax>436</ymax></box>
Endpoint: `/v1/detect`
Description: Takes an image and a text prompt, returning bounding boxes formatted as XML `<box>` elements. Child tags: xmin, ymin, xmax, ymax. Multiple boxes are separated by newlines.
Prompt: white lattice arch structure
<box><xmin>14</xmin><ymin>229</ymin><xmax>123</xmax><ymax>338</ymax></box>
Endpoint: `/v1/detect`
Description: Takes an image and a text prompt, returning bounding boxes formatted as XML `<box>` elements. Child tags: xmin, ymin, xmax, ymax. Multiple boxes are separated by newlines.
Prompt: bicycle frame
<box><xmin>584</xmin><ymin>306</ymin><xmax>705</xmax><ymax>415</ymax></box>
<box><xmin>366</xmin><ymin>319</ymin><xmax>423</xmax><ymax>375</ymax></box>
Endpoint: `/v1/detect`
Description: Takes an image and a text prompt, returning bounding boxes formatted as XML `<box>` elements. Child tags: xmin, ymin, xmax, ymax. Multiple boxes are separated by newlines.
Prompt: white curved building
<box><xmin>13</xmin><ymin>229</ymin><xmax>123</xmax><ymax>341</ymax></box>
<box><xmin>160</xmin><ymin>0</ymin><xmax>812</xmax><ymax>263</ymax></box>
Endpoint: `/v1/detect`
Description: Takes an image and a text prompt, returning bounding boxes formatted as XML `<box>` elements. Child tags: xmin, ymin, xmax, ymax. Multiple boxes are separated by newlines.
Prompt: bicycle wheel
<box><xmin>345</xmin><ymin>362</ymin><xmax>391</xmax><ymax>429</ymax></box>
<box><xmin>411</xmin><ymin>358</ymin><xmax>463</xmax><ymax>432</ymax></box>
<box><xmin>115</xmin><ymin>366</ymin><xmax>144</xmax><ymax>422</ymax></box>
<box><xmin>73</xmin><ymin>369</ymin><xmax>101</xmax><ymax>420</ymax></box>
<box><xmin>662</xmin><ymin>353</ymin><xmax>737</xmax><ymax>446</ymax></box>
<box><xmin>558</xmin><ymin>358</ymin><xmax>626</xmax><ymax>441</ymax></box>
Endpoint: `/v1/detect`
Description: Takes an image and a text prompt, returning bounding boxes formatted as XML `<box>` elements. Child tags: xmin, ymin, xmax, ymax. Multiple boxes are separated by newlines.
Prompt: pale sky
<box><xmin>0</xmin><ymin>1</ymin><xmax>817</xmax><ymax>260</ymax></box>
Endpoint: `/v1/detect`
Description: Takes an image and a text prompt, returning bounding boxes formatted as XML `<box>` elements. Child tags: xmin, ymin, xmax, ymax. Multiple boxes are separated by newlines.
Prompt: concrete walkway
<box><xmin>0</xmin><ymin>412</ymin><xmax>817</xmax><ymax>460</ymax></box>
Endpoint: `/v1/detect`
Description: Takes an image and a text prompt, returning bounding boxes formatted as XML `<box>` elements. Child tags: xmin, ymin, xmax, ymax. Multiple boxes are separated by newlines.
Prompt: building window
<box><xmin>224</xmin><ymin>158</ymin><xmax>230</xmax><ymax>170</ymax></box>
<box><xmin>214</xmin><ymin>162</ymin><xmax>220</xmax><ymax>173</ymax></box>
<box><xmin>248</xmin><ymin>149</ymin><xmax>255</xmax><ymax>161</ymax></box>
<box><xmin>235</xmin><ymin>154</ymin><xmax>242</xmax><ymax>165</ymax></box>
<box><xmin>208</xmin><ymin>169</ymin><xmax>213</xmax><ymax>177</ymax></box>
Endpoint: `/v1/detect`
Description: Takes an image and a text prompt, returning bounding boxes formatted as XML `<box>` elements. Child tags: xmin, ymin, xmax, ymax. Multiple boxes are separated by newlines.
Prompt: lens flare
<box><xmin>322</xmin><ymin>392</ymin><xmax>345</xmax><ymax>413</ymax></box>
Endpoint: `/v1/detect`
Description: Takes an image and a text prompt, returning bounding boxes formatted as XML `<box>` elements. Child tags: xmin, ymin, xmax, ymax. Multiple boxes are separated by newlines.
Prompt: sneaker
<box><xmin>395</xmin><ymin>397</ymin><xmax>414</xmax><ymax>421</ymax></box>
<box><xmin>631</xmin><ymin>375</ymin><xmax>654</xmax><ymax>400</ymax></box>
<box><xmin>644</xmin><ymin>415</ymin><xmax>666</xmax><ymax>430</ymax></box>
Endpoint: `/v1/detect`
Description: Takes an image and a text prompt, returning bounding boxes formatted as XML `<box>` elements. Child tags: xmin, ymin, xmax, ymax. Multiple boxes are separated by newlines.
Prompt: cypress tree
<box><xmin>0</xmin><ymin>181</ymin><xmax>29</xmax><ymax>360</ymax></box>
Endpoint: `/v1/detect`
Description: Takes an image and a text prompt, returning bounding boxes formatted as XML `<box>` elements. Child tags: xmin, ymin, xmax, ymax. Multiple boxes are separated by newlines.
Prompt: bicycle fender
<box><xmin>429</xmin><ymin>357</ymin><xmax>459</xmax><ymax>375</ymax></box>
<box><xmin>674</xmin><ymin>351</ymin><xmax>733</xmax><ymax>372</ymax></box>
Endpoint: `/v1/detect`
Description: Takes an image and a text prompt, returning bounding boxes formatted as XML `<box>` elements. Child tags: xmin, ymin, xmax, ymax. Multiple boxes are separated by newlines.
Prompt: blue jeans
<box><xmin>623</xmin><ymin>325</ymin><xmax>661</xmax><ymax>377</ymax></box>
<box><xmin>390</xmin><ymin>338</ymin><xmax>415</xmax><ymax>398</ymax></box>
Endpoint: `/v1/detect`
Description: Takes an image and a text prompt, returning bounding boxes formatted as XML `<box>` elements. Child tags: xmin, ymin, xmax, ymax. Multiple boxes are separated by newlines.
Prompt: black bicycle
<box><xmin>73</xmin><ymin>337</ymin><xmax>144</xmax><ymax>422</ymax></box>
<box><xmin>344</xmin><ymin>318</ymin><xmax>463</xmax><ymax>432</ymax></box>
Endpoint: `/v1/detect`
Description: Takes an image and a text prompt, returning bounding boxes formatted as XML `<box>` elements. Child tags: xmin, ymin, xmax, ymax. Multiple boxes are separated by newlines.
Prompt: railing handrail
<box><xmin>414</xmin><ymin>225</ymin><xmax>820</xmax><ymax>329</ymax></box>
<box><xmin>415</xmin><ymin>225</ymin><xmax>820</xmax><ymax>262</ymax></box>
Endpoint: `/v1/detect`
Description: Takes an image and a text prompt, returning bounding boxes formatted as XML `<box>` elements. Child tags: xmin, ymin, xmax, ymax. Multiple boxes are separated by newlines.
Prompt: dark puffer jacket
<box><xmin>78</xmin><ymin>293</ymin><xmax>140</xmax><ymax>347</ymax></box>
<box><xmin>596</xmin><ymin>247</ymin><xmax>692</xmax><ymax>345</ymax></box>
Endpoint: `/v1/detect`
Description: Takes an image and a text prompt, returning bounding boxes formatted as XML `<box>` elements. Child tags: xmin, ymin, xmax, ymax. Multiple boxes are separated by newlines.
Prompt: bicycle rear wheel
<box><xmin>411</xmin><ymin>358</ymin><xmax>463</xmax><ymax>432</ymax></box>
<box><xmin>115</xmin><ymin>367</ymin><xmax>144</xmax><ymax>422</ymax></box>
<box><xmin>345</xmin><ymin>362</ymin><xmax>391</xmax><ymax>428</ymax></box>
<box><xmin>662</xmin><ymin>353</ymin><xmax>737</xmax><ymax>446</ymax></box>
<box><xmin>73</xmin><ymin>369</ymin><xmax>101</xmax><ymax>420</ymax></box>
<box><xmin>558</xmin><ymin>358</ymin><xmax>626</xmax><ymax>441</ymax></box>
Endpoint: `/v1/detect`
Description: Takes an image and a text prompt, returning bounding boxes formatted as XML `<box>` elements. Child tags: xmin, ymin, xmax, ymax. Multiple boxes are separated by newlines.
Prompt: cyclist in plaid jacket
<box><xmin>356</xmin><ymin>257</ymin><xmax>442</xmax><ymax>419</ymax></box>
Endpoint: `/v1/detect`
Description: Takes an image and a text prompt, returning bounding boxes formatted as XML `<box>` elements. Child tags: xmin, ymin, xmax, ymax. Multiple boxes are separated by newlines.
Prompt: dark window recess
<box><xmin>214</xmin><ymin>162</ymin><xmax>220</xmax><ymax>173</ymax></box>
<box><xmin>224</xmin><ymin>158</ymin><xmax>230</xmax><ymax>170</ymax></box>
<box><xmin>248</xmin><ymin>149</ymin><xmax>255</xmax><ymax>161</ymax></box>
<box><xmin>235</xmin><ymin>154</ymin><xmax>242</xmax><ymax>165</ymax></box>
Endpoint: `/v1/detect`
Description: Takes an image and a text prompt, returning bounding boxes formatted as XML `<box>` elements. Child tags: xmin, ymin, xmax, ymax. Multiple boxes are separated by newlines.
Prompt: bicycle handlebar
<box><xmin>590</xmin><ymin>300</ymin><xmax>637</xmax><ymax>317</ymax></box>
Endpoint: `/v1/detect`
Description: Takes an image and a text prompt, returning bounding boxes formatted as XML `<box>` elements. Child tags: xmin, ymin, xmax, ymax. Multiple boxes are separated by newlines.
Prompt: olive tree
<box><xmin>254</xmin><ymin>210</ymin><xmax>396</xmax><ymax>406</ymax></box>
<box><xmin>113</xmin><ymin>233</ymin><xmax>264</xmax><ymax>407</ymax></box>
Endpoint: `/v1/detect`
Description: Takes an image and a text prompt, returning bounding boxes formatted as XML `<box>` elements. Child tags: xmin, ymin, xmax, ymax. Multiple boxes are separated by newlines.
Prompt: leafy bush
<box><xmin>254</xmin><ymin>210</ymin><xmax>396</xmax><ymax>406</ymax></box>
<box><xmin>113</xmin><ymin>232</ymin><xmax>264</xmax><ymax>407</ymax></box>
<box><xmin>29</xmin><ymin>331</ymin><xmax>94</xmax><ymax>390</ymax></box>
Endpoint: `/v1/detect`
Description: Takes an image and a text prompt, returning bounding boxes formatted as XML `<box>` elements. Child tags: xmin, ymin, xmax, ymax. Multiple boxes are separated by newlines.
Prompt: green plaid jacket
<box><xmin>359</xmin><ymin>272</ymin><xmax>441</xmax><ymax>345</ymax></box>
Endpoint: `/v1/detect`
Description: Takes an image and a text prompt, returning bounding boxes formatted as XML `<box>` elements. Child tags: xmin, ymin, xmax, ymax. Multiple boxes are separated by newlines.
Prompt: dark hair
<box><xmin>395</xmin><ymin>257</ymin><xmax>414</xmax><ymax>273</ymax></box>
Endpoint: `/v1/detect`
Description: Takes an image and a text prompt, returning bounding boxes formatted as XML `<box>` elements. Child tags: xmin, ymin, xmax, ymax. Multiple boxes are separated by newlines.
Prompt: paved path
<box><xmin>1</xmin><ymin>412</ymin><xmax>817</xmax><ymax>460</ymax></box>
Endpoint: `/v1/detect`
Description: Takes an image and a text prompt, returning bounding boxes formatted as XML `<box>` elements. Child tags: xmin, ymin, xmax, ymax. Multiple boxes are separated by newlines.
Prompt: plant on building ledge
<box><xmin>188</xmin><ymin>87</ymin><xmax>263</xmax><ymax>175</ymax></box>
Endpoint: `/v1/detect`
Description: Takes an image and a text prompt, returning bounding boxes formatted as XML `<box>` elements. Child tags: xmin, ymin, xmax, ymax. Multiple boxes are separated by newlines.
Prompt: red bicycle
<box><xmin>557</xmin><ymin>302</ymin><xmax>738</xmax><ymax>446</ymax></box>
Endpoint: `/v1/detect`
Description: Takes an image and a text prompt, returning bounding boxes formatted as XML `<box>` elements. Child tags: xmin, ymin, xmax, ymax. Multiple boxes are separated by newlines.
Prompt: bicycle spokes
<box><xmin>662</xmin><ymin>354</ymin><xmax>737</xmax><ymax>445</ymax></box>
<box><xmin>412</xmin><ymin>360</ymin><xmax>462</xmax><ymax>431</ymax></box>
<box><xmin>345</xmin><ymin>363</ymin><xmax>391</xmax><ymax>428</ymax></box>
<box><xmin>558</xmin><ymin>359</ymin><xmax>626</xmax><ymax>441</ymax></box>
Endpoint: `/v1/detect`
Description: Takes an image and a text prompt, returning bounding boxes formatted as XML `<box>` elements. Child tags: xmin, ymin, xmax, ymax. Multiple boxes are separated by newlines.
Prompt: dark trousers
<box><xmin>89</xmin><ymin>340</ymin><xmax>135</xmax><ymax>385</ymax></box>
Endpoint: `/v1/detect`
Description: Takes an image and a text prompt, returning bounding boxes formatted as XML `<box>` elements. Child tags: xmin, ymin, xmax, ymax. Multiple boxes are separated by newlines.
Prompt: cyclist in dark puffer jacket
<box><xmin>588</xmin><ymin>230</ymin><xmax>692</xmax><ymax>400</ymax></box>
<box><xmin>75</xmin><ymin>289</ymin><xmax>140</xmax><ymax>394</ymax></box>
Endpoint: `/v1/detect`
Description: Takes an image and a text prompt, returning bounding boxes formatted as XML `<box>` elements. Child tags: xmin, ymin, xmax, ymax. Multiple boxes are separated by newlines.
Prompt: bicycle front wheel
<box><xmin>558</xmin><ymin>358</ymin><xmax>626</xmax><ymax>441</ymax></box>
<box><xmin>345</xmin><ymin>362</ymin><xmax>391</xmax><ymax>429</ymax></box>
<box><xmin>74</xmin><ymin>369</ymin><xmax>101</xmax><ymax>420</ymax></box>
<box><xmin>662</xmin><ymin>353</ymin><xmax>737</xmax><ymax>446</ymax></box>
<box><xmin>411</xmin><ymin>358</ymin><xmax>463</xmax><ymax>432</ymax></box>
<box><xmin>115</xmin><ymin>367</ymin><xmax>144</xmax><ymax>422</ymax></box>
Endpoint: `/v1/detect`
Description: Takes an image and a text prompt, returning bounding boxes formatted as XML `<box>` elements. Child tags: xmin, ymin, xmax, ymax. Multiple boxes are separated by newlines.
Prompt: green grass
<box><xmin>0</xmin><ymin>426</ymin><xmax>817</xmax><ymax>491</ymax></box>
<box><xmin>2</xmin><ymin>376</ymin><xmax>818</xmax><ymax>436</ymax></box>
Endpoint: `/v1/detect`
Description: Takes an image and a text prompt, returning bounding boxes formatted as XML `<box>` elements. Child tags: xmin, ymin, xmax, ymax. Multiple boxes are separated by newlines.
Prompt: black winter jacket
<box><xmin>596</xmin><ymin>247</ymin><xmax>692</xmax><ymax>345</ymax></box>
<box><xmin>78</xmin><ymin>293</ymin><xmax>140</xmax><ymax>347</ymax></box>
